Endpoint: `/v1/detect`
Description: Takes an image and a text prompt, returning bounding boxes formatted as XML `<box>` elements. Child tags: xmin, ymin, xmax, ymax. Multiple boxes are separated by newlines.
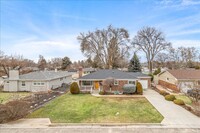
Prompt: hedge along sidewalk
<box><xmin>91</xmin><ymin>93</ymin><xmax>144</xmax><ymax>98</ymax></box>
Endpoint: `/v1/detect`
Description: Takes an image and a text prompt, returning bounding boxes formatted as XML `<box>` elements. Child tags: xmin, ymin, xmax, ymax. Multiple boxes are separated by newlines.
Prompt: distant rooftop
<box><xmin>19</xmin><ymin>71</ymin><xmax>73</xmax><ymax>80</ymax></box>
<box><xmin>83</xmin><ymin>67</ymin><xmax>96</xmax><ymax>72</ymax></box>
<box><xmin>167</xmin><ymin>69</ymin><xmax>200</xmax><ymax>80</ymax></box>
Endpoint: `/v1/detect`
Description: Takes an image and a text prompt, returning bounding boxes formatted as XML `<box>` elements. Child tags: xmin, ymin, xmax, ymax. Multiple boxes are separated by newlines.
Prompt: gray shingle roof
<box><xmin>127</xmin><ymin>72</ymin><xmax>150</xmax><ymax>77</ymax></box>
<box><xmin>83</xmin><ymin>68</ymin><xmax>96</xmax><ymax>72</ymax></box>
<box><xmin>19</xmin><ymin>71</ymin><xmax>73</xmax><ymax>80</ymax></box>
<box><xmin>79</xmin><ymin>69</ymin><xmax>137</xmax><ymax>80</ymax></box>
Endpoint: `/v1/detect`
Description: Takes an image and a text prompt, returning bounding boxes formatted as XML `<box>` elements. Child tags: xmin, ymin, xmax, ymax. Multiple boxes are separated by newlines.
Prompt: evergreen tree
<box><xmin>61</xmin><ymin>56</ymin><xmax>72</xmax><ymax>70</ymax></box>
<box><xmin>128</xmin><ymin>53</ymin><xmax>141</xmax><ymax>72</ymax></box>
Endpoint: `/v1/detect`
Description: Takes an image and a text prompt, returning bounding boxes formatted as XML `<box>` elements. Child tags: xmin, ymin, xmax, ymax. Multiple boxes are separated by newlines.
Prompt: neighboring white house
<box><xmin>3</xmin><ymin>70</ymin><xmax>73</xmax><ymax>92</ymax></box>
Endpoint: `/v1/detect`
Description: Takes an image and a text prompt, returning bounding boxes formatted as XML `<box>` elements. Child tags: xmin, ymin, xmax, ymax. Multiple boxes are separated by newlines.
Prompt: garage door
<box><xmin>138</xmin><ymin>80</ymin><xmax>148</xmax><ymax>90</ymax></box>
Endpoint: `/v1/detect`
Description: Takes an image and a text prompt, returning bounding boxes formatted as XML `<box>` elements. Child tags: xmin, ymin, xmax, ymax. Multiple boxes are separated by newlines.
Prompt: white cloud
<box><xmin>4</xmin><ymin>34</ymin><xmax>85</xmax><ymax>62</ymax></box>
<box><xmin>52</xmin><ymin>13</ymin><xmax>97</xmax><ymax>22</ymax></box>
<box><xmin>157</xmin><ymin>0</ymin><xmax>200</xmax><ymax>9</ymax></box>
<box><xmin>168</xmin><ymin>29</ymin><xmax>200</xmax><ymax>37</ymax></box>
<box><xmin>171</xmin><ymin>40</ymin><xmax>200</xmax><ymax>48</ymax></box>
<box><xmin>181</xmin><ymin>0</ymin><xmax>200</xmax><ymax>6</ymax></box>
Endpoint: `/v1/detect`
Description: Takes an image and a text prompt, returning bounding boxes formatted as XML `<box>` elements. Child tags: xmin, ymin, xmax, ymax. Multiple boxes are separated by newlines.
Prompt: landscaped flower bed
<box><xmin>0</xmin><ymin>87</ymin><xmax>69</xmax><ymax>123</ymax></box>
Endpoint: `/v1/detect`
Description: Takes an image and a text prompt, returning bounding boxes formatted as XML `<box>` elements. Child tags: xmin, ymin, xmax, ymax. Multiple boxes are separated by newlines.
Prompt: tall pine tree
<box><xmin>128</xmin><ymin>53</ymin><xmax>141</xmax><ymax>72</ymax></box>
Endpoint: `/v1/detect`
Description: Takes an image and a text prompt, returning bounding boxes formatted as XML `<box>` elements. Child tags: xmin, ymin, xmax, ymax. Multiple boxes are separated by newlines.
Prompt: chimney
<box><xmin>9</xmin><ymin>70</ymin><xmax>19</xmax><ymax>80</ymax></box>
<box><xmin>79</xmin><ymin>67</ymin><xmax>83</xmax><ymax>77</ymax></box>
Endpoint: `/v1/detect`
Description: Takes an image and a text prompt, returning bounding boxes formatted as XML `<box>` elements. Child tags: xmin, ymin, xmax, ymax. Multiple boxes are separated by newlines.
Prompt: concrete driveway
<box><xmin>144</xmin><ymin>89</ymin><xmax>200</xmax><ymax>128</ymax></box>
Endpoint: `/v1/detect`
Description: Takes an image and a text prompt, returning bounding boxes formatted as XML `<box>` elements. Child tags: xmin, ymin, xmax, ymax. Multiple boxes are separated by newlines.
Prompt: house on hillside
<box><xmin>157</xmin><ymin>69</ymin><xmax>200</xmax><ymax>92</ymax></box>
<box><xmin>3</xmin><ymin>70</ymin><xmax>73</xmax><ymax>92</ymax></box>
<box><xmin>78</xmin><ymin>69</ymin><xmax>151</xmax><ymax>93</ymax></box>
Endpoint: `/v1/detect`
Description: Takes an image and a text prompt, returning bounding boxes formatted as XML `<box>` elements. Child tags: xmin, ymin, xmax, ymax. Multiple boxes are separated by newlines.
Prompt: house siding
<box><xmin>4</xmin><ymin>75</ymin><xmax>72</xmax><ymax>92</ymax></box>
<box><xmin>103</xmin><ymin>80</ymin><xmax>128</xmax><ymax>92</ymax></box>
<box><xmin>49</xmin><ymin>76</ymin><xmax>72</xmax><ymax>89</ymax></box>
<box><xmin>158</xmin><ymin>71</ymin><xmax>178</xmax><ymax>84</ymax></box>
<box><xmin>137</xmin><ymin>78</ymin><xmax>151</xmax><ymax>88</ymax></box>
<box><xmin>158</xmin><ymin>80</ymin><xmax>179</xmax><ymax>92</ymax></box>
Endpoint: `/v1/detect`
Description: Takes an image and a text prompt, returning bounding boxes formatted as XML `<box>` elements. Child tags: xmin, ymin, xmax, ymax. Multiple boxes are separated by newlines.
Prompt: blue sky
<box><xmin>0</xmin><ymin>0</ymin><xmax>200</xmax><ymax>62</ymax></box>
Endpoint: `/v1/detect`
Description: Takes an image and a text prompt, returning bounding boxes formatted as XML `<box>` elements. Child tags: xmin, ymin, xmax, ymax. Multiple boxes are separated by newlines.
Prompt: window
<box><xmin>82</xmin><ymin>81</ymin><xmax>92</xmax><ymax>86</ymax></box>
<box><xmin>166</xmin><ymin>78</ymin><xmax>169</xmax><ymax>81</ymax></box>
<box><xmin>21</xmin><ymin>81</ymin><xmax>26</xmax><ymax>86</ymax></box>
<box><xmin>60</xmin><ymin>78</ymin><xmax>63</xmax><ymax>81</ymax></box>
<box><xmin>128</xmin><ymin>80</ymin><xmax>135</xmax><ymax>85</ymax></box>
<box><xmin>33</xmin><ymin>82</ymin><xmax>45</xmax><ymax>86</ymax></box>
<box><xmin>6</xmin><ymin>81</ymin><xmax>9</xmax><ymax>83</ymax></box>
<box><xmin>114</xmin><ymin>80</ymin><xmax>119</xmax><ymax>85</ymax></box>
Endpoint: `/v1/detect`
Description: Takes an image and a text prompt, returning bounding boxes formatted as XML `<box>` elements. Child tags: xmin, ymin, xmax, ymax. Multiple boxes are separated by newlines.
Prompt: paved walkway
<box><xmin>144</xmin><ymin>89</ymin><xmax>200</xmax><ymax>128</ymax></box>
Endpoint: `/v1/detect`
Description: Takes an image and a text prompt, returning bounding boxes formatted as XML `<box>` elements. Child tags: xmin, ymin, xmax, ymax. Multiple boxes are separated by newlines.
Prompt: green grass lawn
<box><xmin>0</xmin><ymin>92</ymin><xmax>31</xmax><ymax>104</ymax></box>
<box><xmin>28</xmin><ymin>93</ymin><xmax>163</xmax><ymax>123</ymax></box>
<box><xmin>175</xmin><ymin>95</ymin><xmax>192</xmax><ymax>105</ymax></box>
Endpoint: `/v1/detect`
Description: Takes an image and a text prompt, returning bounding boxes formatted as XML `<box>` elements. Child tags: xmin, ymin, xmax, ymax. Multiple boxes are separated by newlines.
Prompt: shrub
<box><xmin>99</xmin><ymin>90</ymin><xmax>105</xmax><ymax>95</ymax></box>
<box><xmin>136</xmin><ymin>82</ymin><xmax>143</xmax><ymax>95</ymax></box>
<box><xmin>114</xmin><ymin>91</ymin><xmax>120</xmax><ymax>95</ymax></box>
<box><xmin>122</xmin><ymin>84</ymin><xmax>136</xmax><ymax>94</ymax></box>
<box><xmin>6</xmin><ymin>100</ymin><xmax>30</xmax><ymax>119</ymax></box>
<box><xmin>70</xmin><ymin>82</ymin><xmax>80</xmax><ymax>94</ymax></box>
<box><xmin>173</xmin><ymin>99</ymin><xmax>185</xmax><ymax>105</ymax></box>
<box><xmin>165</xmin><ymin>94</ymin><xmax>176</xmax><ymax>101</ymax></box>
<box><xmin>153</xmin><ymin>68</ymin><xmax>161</xmax><ymax>75</ymax></box>
<box><xmin>159</xmin><ymin>90</ymin><xmax>170</xmax><ymax>96</ymax></box>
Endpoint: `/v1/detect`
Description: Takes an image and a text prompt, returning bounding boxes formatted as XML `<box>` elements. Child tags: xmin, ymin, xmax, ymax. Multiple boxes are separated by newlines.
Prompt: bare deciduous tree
<box><xmin>0</xmin><ymin>51</ymin><xmax>35</xmax><ymax>76</ymax></box>
<box><xmin>103</xmin><ymin>77</ymin><xmax>115</xmax><ymax>92</ymax></box>
<box><xmin>132</xmin><ymin>27</ymin><xmax>171</xmax><ymax>73</ymax></box>
<box><xmin>38</xmin><ymin>55</ymin><xmax>47</xmax><ymax>70</ymax></box>
<box><xmin>77</xmin><ymin>25</ymin><xmax>130</xmax><ymax>69</ymax></box>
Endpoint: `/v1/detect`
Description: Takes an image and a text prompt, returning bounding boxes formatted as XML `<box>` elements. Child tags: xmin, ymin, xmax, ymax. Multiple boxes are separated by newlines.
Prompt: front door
<box><xmin>94</xmin><ymin>81</ymin><xmax>99</xmax><ymax>90</ymax></box>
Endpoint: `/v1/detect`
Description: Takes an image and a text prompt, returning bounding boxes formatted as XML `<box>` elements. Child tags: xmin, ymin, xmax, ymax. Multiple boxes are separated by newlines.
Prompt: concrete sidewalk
<box><xmin>0</xmin><ymin>125</ymin><xmax>200</xmax><ymax>133</ymax></box>
<box><xmin>144</xmin><ymin>89</ymin><xmax>200</xmax><ymax>128</ymax></box>
<box><xmin>0</xmin><ymin>118</ymin><xmax>51</xmax><ymax>128</ymax></box>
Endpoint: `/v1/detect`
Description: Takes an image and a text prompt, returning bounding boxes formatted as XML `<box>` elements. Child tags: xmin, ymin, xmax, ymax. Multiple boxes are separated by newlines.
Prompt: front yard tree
<box><xmin>61</xmin><ymin>56</ymin><xmax>72</xmax><ymax>70</ymax></box>
<box><xmin>48</xmin><ymin>57</ymin><xmax>62</xmax><ymax>70</ymax></box>
<box><xmin>0</xmin><ymin>51</ymin><xmax>35</xmax><ymax>76</ymax></box>
<box><xmin>77</xmin><ymin>25</ymin><xmax>130</xmax><ymax>69</ymax></box>
<box><xmin>38</xmin><ymin>55</ymin><xmax>47</xmax><ymax>70</ymax></box>
<box><xmin>103</xmin><ymin>77</ymin><xmax>115</xmax><ymax>92</ymax></box>
<box><xmin>128</xmin><ymin>53</ymin><xmax>141</xmax><ymax>72</ymax></box>
<box><xmin>132</xmin><ymin>27</ymin><xmax>171</xmax><ymax>73</ymax></box>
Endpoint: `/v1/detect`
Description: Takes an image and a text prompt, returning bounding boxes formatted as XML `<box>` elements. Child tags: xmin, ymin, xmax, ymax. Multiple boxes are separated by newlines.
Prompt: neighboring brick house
<box><xmin>78</xmin><ymin>69</ymin><xmax>151</xmax><ymax>93</ymax></box>
<box><xmin>157</xmin><ymin>69</ymin><xmax>200</xmax><ymax>92</ymax></box>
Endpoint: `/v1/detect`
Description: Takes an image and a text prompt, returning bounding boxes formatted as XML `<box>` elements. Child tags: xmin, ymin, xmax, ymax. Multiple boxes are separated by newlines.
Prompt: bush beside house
<box><xmin>165</xmin><ymin>94</ymin><xmax>176</xmax><ymax>101</ymax></box>
<box><xmin>159</xmin><ymin>90</ymin><xmax>170</xmax><ymax>96</ymax></box>
<box><xmin>174</xmin><ymin>99</ymin><xmax>185</xmax><ymax>105</ymax></box>
<box><xmin>70</xmin><ymin>82</ymin><xmax>80</xmax><ymax>94</ymax></box>
<box><xmin>136</xmin><ymin>82</ymin><xmax>143</xmax><ymax>95</ymax></box>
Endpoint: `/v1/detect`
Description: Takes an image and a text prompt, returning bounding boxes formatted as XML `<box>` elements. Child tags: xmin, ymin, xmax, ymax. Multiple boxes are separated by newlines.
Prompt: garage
<box><xmin>138</xmin><ymin>80</ymin><xmax>148</xmax><ymax>90</ymax></box>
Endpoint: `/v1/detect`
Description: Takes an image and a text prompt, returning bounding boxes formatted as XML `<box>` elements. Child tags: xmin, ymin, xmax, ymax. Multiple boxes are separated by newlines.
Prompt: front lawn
<box><xmin>28</xmin><ymin>93</ymin><xmax>163</xmax><ymax>123</ymax></box>
<box><xmin>0</xmin><ymin>92</ymin><xmax>31</xmax><ymax>104</ymax></box>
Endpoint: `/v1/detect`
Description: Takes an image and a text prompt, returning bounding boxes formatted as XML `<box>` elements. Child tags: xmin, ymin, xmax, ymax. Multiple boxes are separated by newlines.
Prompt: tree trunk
<box><xmin>149</xmin><ymin>61</ymin><xmax>153</xmax><ymax>74</ymax></box>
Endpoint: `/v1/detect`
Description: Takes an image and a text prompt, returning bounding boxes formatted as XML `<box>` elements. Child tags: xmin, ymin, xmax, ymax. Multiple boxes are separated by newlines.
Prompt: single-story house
<box><xmin>78</xmin><ymin>69</ymin><xmax>151</xmax><ymax>93</ymax></box>
<box><xmin>157</xmin><ymin>69</ymin><xmax>200</xmax><ymax>92</ymax></box>
<box><xmin>83</xmin><ymin>67</ymin><xmax>96</xmax><ymax>75</ymax></box>
<box><xmin>3</xmin><ymin>70</ymin><xmax>73</xmax><ymax>92</ymax></box>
